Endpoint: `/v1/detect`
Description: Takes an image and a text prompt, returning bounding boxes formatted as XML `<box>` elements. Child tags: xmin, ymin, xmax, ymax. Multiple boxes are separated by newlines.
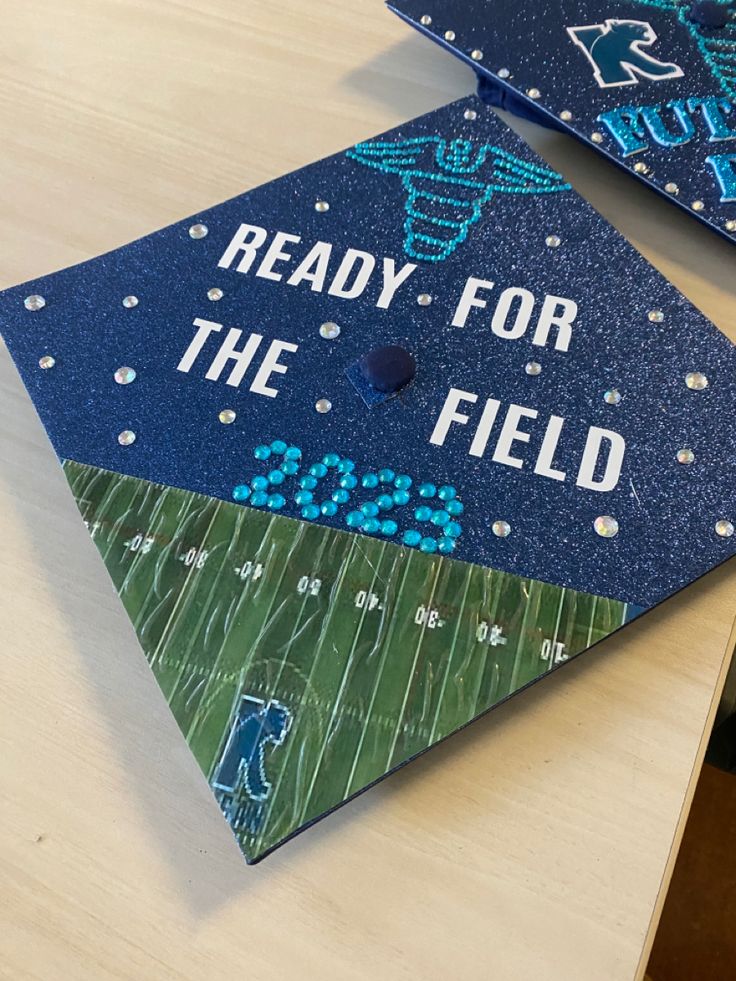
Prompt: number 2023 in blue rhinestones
<box><xmin>231</xmin><ymin>441</ymin><xmax>464</xmax><ymax>556</ymax></box>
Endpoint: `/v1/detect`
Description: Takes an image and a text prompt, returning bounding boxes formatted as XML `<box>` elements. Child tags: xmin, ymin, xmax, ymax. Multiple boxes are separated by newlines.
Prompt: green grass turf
<box><xmin>63</xmin><ymin>460</ymin><xmax>628</xmax><ymax>861</ymax></box>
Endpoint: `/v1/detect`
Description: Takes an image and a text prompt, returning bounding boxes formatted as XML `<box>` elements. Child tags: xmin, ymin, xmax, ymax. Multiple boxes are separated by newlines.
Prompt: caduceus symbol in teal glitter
<box><xmin>346</xmin><ymin>135</ymin><xmax>570</xmax><ymax>262</ymax></box>
<box><xmin>635</xmin><ymin>0</ymin><xmax>736</xmax><ymax>98</ymax></box>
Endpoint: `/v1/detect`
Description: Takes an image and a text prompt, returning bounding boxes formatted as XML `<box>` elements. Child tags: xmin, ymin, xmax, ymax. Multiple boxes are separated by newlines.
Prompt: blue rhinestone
<box><xmin>446</xmin><ymin>521</ymin><xmax>462</xmax><ymax>538</ymax></box>
<box><xmin>438</xmin><ymin>485</ymin><xmax>457</xmax><ymax>501</ymax></box>
<box><xmin>403</xmin><ymin>529</ymin><xmax>422</xmax><ymax>546</ymax></box>
<box><xmin>346</xmin><ymin>510</ymin><xmax>363</xmax><ymax>528</ymax></box>
<box><xmin>337</xmin><ymin>458</ymin><xmax>355</xmax><ymax>473</ymax></box>
<box><xmin>339</xmin><ymin>474</ymin><xmax>358</xmax><ymax>490</ymax></box>
<box><xmin>332</xmin><ymin>489</ymin><xmax>350</xmax><ymax>504</ymax></box>
<box><xmin>361</xmin><ymin>501</ymin><xmax>380</xmax><ymax>517</ymax></box>
<box><xmin>254</xmin><ymin>445</ymin><xmax>271</xmax><ymax>460</ymax></box>
<box><xmin>321</xmin><ymin>501</ymin><xmax>338</xmax><ymax>516</ymax></box>
<box><xmin>251</xmin><ymin>491</ymin><xmax>269</xmax><ymax>507</ymax></box>
<box><xmin>380</xmin><ymin>519</ymin><xmax>398</xmax><ymax>536</ymax></box>
<box><xmin>232</xmin><ymin>484</ymin><xmax>250</xmax><ymax>502</ymax></box>
<box><xmin>310</xmin><ymin>463</ymin><xmax>328</xmax><ymax>478</ymax></box>
<box><xmin>281</xmin><ymin>460</ymin><xmax>299</xmax><ymax>476</ymax></box>
<box><xmin>415</xmin><ymin>506</ymin><xmax>433</xmax><ymax>522</ymax></box>
<box><xmin>301</xmin><ymin>504</ymin><xmax>320</xmax><ymax>520</ymax></box>
<box><xmin>362</xmin><ymin>518</ymin><xmax>381</xmax><ymax>534</ymax></box>
<box><xmin>431</xmin><ymin>510</ymin><xmax>450</xmax><ymax>527</ymax></box>
<box><xmin>323</xmin><ymin>452</ymin><xmax>341</xmax><ymax>467</ymax></box>
<box><xmin>394</xmin><ymin>474</ymin><xmax>412</xmax><ymax>490</ymax></box>
<box><xmin>362</xmin><ymin>473</ymin><xmax>379</xmax><ymax>489</ymax></box>
<box><xmin>376</xmin><ymin>494</ymin><xmax>394</xmax><ymax>511</ymax></box>
<box><xmin>418</xmin><ymin>482</ymin><xmax>437</xmax><ymax>498</ymax></box>
<box><xmin>393</xmin><ymin>489</ymin><xmax>410</xmax><ymax>506</ymax></box>
<box><xmin>267</xmin><ymin>493</ymin><xmax>286</xmax><ymax>510</ymax></box>
<box><xmin>445</xmin><ymin>499</ymin><xmax>464</xmax><ymax>516</ymax></box>
<box><xmin>420</xmin><ymin>536</ymin><xmax>438</xmax><ymax>553</ymax></box>
<box><xmin>295</xmin><ymin>490</ymin><xmax>313</xmax><ymax>505</ymax></box>
<box><xmin>438</xmin><ymin>537</ymin><xmax>456</xmax><ymax>555</ymax></box>
<box><xmin>251</xmin><ymin>475</ymin><xmax>269</xmax><ymax>491</ymax></box>
<box><xmin>378</xmin><ymin>468</ymin><xmax>395</xmax><ymax>483</ymax></box>
<box><xmin>268</xmin><ymin>470</ymin><xmax>285</xmax><ymax>486</ymax></box>
<box><xmin>285</xmin><ymin>446</ymin><xmax>302</xmax><ymax>461</ymax></box>
<box><xmin>300</xmin><ymin>475</ymin><xmax>317</xmax><ymax>490</ymax></box>
<box><xmin>271</xmin><ymin>439</ymin><xmax>288</xmax><ymax>455</ymax></box>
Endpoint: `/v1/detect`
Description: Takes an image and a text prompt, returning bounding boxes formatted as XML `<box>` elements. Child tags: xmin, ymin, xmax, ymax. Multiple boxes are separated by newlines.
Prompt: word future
<box><xmin>598</xmin><ymin>96</ymin><xmax>736</xmax><ymax>201</ymax></box>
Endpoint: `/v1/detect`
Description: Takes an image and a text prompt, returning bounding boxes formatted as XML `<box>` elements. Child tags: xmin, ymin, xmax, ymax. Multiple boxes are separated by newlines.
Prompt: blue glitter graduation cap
<box><xmin>390</xmin><ymin>0</ymin><xmax>736</xmax><ymax>242</ymax></box>
<box><xmin>2</xmin><ymin>97</ymin><xmax>734</xmax><ymax>861</ymax></box>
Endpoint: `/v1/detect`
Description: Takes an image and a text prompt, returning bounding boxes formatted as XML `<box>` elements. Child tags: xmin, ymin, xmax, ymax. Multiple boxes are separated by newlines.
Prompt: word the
<box><xmin>177</xmin><ymin>317</ymin><xmax>298</xmax><ymax>396</ymax></box>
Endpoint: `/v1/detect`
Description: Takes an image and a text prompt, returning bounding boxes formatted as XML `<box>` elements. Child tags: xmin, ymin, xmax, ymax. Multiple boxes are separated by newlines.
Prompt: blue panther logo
<box><xmin>212</xmin><ymin>695</ymin><xmax>291</xmax><ymax>833</ymax></box>
<box><xmin>346</xmin><ymin>136</ymin><xmax>570</xmax><ymax>262</ymax></box>
<box><xmin>567</xmin><ymin>19</ymin><xmax>684</xmax><ymax>87</ymax></box>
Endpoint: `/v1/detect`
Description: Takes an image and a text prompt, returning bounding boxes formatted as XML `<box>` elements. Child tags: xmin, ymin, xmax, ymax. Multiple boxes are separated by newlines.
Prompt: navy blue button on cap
<box><xmin>688</xmin><ymin>2</ymin><xmax>732</xmax><ymax>29</ymax></box>
<box><xmin>359</xmin><ymin>345</ymin><xmax>416</xmax><ymax>393</ymax></box>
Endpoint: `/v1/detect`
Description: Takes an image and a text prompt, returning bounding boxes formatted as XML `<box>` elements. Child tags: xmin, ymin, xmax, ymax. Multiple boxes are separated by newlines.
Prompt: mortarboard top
<box><xmin>389</xmin><ymin>0</ymin><xmax>736</xmax><ymax>243</ymax></box>
<box><xmin>2</xmin><ymin>96</ymin><xmax>734</xmax><ymax>861</ymax></box>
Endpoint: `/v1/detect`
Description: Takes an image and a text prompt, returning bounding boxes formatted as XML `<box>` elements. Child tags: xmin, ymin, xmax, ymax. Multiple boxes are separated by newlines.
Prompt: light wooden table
<box><xmin>0</xmin><ymin>2</ymin><xmax>734</xmax><ymax>979</ymax></box>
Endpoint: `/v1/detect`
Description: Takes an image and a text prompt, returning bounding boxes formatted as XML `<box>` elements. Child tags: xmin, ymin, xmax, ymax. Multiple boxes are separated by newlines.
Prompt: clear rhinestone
<box><xmin>471</xmin><ymin>49</ymin><xmax>484</xmax><ymax>61</ymax></box>
<box><xmin>665</xmin><ymin>182</ymin><xmax>679</xmax><ymax>195</ymax></box>
<box><xmin>117</xmin><ymin>430</ymin><xmax>136</xmax><ymax>446</ymax></box>
<box><xmin>207</xmin><ymin>287</ymin><xmax>223</xmax><ymax>301</ymax></box>
<box><xmin>315</xmin><ymin>398</ymin><xmax>332</xmax><ymax>414</ymax></box>
<box><xmin>319</xmin><ymin>321</ymin><xmax>341</xmax><ymax>339</ymax></box>
<box><xmin>677</xmin><ymin>448</ymin><xmax>695</xmax><ymax>465</ymax></box>
<box><xmin>122</xmin><ymin>295</ymin><xmax>138</xmax><ymax>309</ymax></box>
<box><xmin>444</xmin><ymin>30</ymin><xmax>456</xmax><ymax>41</ymax></box>
<box><xmin>604</xmin><ymin>388</ymin><xmax>622</xmax><ymax>405</ymax></box>
<box><xmin>726</xmin><ymin>219</ymin><xmax>736</xmax><ymax>233</ymax></box>
<box><xmin>633</xmin><ymin>161</ymin><xmax>648</xmax><ymax>174</ymax></box>
<box><xmin>497</xmin><ymin>67</ymin><xmax>511</xmax><ymax>79</ymax></box>
<box><xmin>218</xmin><ymin>409</ymin><xmax>236</xmax><ymax>425</ymax></box>
<box><xmin>24</xmin><ymin>294</ymin><xmax>46</xmax><ymax>312</ymax></box>
<box><xmin>685</xmin><ymin>371</ymin><xmax>709</xmax><ymax>391</ymax></box>
<box><xmin>594</xmin><ymin>515</ymin><xmax>619</xmax><ymax>538</ymax></box>
<box><xmin>314</xmin><ymin>200</ymin><xmax>330</xmax><ymax>213</ymax></box>
<box><xmin>559</xmin><ymin>110</ymin><xmax>573</xmax><ymax>122</ymax></box>
<box><xmin>417</xmin><ymin>293</ymin><xmax>433</xmax><ymax>306</ymax></box>
<box><xmin>692</xmin><ymin>200</ymin><xmax>705</xmax><ymax>212</ymax></box>
<box><xmin>591</xmin><ymin>132</ymin><xmax>604</xmax><ymax>143</ymax></box>
<box><xmin>464</xmin><ymin>108</ymin><xmax>477</xmax><ymax>121</ymax></box>
<box><xmin>545</xmin><ymin>234</ymin><xmax>561</xmax><ymax>247</ymax></box>
<box><xmin>492</xmin><ymin>520</ymin><xmax>511</xmax><ymax>538</ymax></box>
<box><xmin>114</xmin><ymin>366</ymin><xmax>136</xmax><ymax>385</ymax></box>
<box><xmin>648</xmin><ymin>310</ymin><xmax>664</xmax><ymax>323</ymax></box>
<box><xmin>420</xmin><ymin>14</ymin><xmax>432</xmax><ymax>25</ymax></box>
<box><xmin>189</xmin><ymin>223</ymin><xmax>208</xmax><ymax>239</ymax></box>
<box><xmin>38</xmin><ymin>355</ymin><xmax>55</xmax><ymax>370</ymax></box>
<box><xmin>716</xmin><ymin>519</ymin><xmax>734</xmax><ymax>538</ymax></box>
<box><xmin>527</xmin><ymin>87</ymin><xmax>541</xmax><ymax>99</ymax></box>
<box><xmin>525</xmin><ymin>361</ymin><xmax>542</xmax><ymax>376</ymax></box>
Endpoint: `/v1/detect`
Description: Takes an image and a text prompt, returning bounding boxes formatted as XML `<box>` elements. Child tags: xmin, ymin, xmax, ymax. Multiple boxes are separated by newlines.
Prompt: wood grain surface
<box><xmin>0</xmin><ymin>2</ymin><xmax>734</xmax><ymax>979</ymax></box>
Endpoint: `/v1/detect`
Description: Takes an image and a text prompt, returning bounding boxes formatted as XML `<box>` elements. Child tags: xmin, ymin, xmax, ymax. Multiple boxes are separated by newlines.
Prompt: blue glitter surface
<box><xmin>390</xmin><ymin>0</ymin><xmax>736</xmax><ymax>242</ymax></box>
<box><xmin>1</xmin><ymin>95</ymin><xmax>735</xmax><ymax>608</ymax></box>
